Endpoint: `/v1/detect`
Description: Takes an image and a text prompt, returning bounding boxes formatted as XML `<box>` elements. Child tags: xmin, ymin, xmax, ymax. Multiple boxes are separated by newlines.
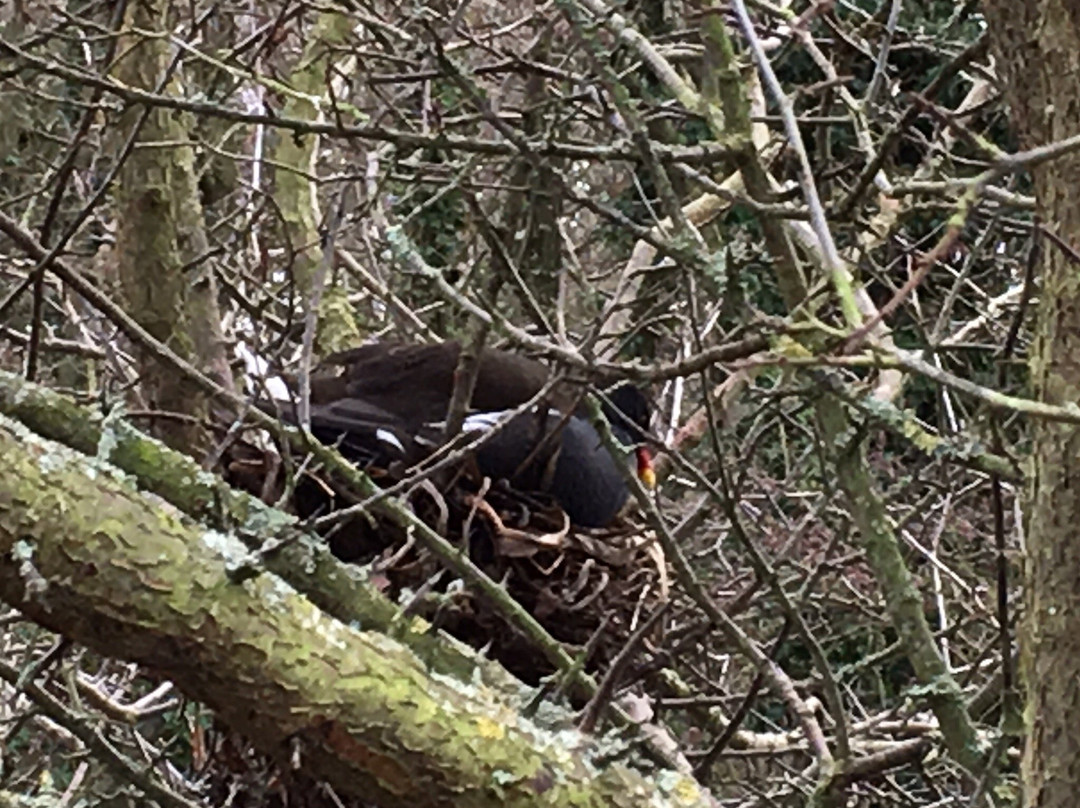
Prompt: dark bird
<box><xmin>273</xmin><ymin>340</ymin><xmax>655</xmax><ymax>528</ymax></box>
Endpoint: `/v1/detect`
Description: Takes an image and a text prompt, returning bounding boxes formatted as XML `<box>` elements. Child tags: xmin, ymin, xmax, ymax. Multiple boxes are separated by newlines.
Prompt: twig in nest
<box><xmin>564</xmin><ymin>558</ymin><xmax>595</xmax><ymax>604</ymax></box>
<box><xmin>578</xmin><ymin>602</ymin><xmax>671</xmax><ymax>734</ymax></box>
<box><xmin>643</xmin><ymin>536</ymin><xmax>670</xmax><ymax>601</ymax></box>
<box><xmin>373</xmin><ymin>528</ymin><xmax>417</xmax><ymax>575</ymax></box>
<box><xmin>566</xmin><ymin>568</ymin><xmax>610</xmax><ymax>613</ymax></box>
<box><xmin>531</xmin><ymin>551</ymin><xmax>567</xmax><ymax>577</ymax></box>
<box><xmin>570</xmin><ymin>530</ymin><xmax>661</xmax><ymax>568</ymax></box>
<box><xmin>461</xmin><ymin>476</ymin><xmax>492</xmax><ymax>542</ymax></box>
<box><xmin>465</xmin><ymin>494</ymin><xmax>570</xmax><ymax>558</ymax></box>
<box><xmin>400</xmin><ymin>568</ymin><xmax>447</xmax><ymax>619</ymax></box>
<box><xmin>410</xmin><ymin>478</ymin><xmax>449</xmax><ymax>536</ymax></box>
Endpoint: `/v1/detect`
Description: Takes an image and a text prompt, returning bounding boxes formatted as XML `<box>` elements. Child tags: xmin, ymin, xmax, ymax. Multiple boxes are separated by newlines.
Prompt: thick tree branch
<box><xmin>0</xmin><ymin>413</ymin><xmax>716</xmax><ymax>808</ymax></box>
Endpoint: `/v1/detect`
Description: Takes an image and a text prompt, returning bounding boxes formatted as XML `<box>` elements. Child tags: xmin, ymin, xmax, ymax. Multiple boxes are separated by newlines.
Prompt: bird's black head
<box><xmin>601</xmin><ymin>383</ymin><xmax>651</xmax><ymax>444</ymax></box>
<box><xmin>601</xmin><ymin>382</ymin><xmax>656</xmax><ymax>489</ymax></box>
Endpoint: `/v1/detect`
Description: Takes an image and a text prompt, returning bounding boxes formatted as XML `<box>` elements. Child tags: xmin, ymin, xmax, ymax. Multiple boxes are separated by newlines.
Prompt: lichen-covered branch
<box><xmin>0</xmin><ymin>415</ymin><xmax>715</xmax><ymax>808</ymax></box>
<box><xmin>273</xmin><ymin>9</ymin><xmax>361</xmax><ymax>356</ymax></box>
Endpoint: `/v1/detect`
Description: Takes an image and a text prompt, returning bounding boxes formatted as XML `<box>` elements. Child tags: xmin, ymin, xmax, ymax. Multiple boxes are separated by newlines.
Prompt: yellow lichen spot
<box><xmin>673</xmin><ymin>777</ymin><xmax>700</xmax><ymax>804</ymax></box>
<box><xmin>772</xmin><ymin>335</ymin><xmax>812</xmax><ymax>358</ymax></box>
<box><xmin>414</xmin><ymin>698</ymin><xmax>438</xmax><ymax>724</ymax></box>
<box><xmin>408</xmin><ymin>615</ymin><xmax>432</xmax><ymax>633</ymax></box>
<box><xmin>475</xmin><ymin>716</ymin><xmax>505</xmax><ymax>740</ymax></box>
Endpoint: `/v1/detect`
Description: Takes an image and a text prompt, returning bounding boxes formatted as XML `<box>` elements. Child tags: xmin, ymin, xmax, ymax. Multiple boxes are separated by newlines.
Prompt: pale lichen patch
<box><xmin>198</xmin><ymin>528</ymin><xmax>252</xmax><ymax>565</ymax></box>
<box><xmin>95</xmin><ymin>406</ymin><xmax>125</xmax><ymax>464</ymax></box>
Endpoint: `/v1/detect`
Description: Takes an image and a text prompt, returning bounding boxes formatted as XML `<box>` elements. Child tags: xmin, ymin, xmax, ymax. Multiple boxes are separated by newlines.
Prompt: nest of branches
<box><xmin>228</xmin><ymin>434</ymin><xmax>668</xmax><ymax>685</ymax></box>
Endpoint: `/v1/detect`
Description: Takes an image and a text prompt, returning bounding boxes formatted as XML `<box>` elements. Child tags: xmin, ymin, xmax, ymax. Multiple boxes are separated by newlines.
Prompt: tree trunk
<box><xmin>272</xmin><ymin>9</ymin><xmax>361</xmax><ymax>355</ymax></box>
<box><xmin>982</xmin><ymin>3</ymin><xmax>1080</xmax><ymax>804</ymax></box>
<box><xmin>112</xmin><ymin>0</ymin><xmax>234</xmax><ymax>453</ymax></box>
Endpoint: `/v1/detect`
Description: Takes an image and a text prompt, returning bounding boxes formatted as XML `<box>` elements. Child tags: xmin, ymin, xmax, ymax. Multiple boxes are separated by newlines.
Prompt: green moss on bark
<box><xmin>273</xmin><ymin>10</ymin><xmax>361</xmax><ymax>353</ymax></box>
<box><xmin>0</xmin><ymin>415</ymin><xmax>712</xmax><ymax>808</ymax></box>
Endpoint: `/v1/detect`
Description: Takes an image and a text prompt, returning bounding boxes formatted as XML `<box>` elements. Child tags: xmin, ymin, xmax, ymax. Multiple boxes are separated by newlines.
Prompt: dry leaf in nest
<box><xmin>642</xmin><ymin>533</ymin><xmax>669</xmax><ymax>601</ymax></box>
<box><xmin>566</xmin><ymin>528</ymin><xmax>661</xmax><ymax>570</ymax></box>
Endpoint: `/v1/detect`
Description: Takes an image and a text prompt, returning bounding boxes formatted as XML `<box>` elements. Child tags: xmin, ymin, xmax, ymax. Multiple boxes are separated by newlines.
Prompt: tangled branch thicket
<box><xmin>0</xmin><ymin>0</ymin><xmax>1034</xmax><ymax>805</ymax></box>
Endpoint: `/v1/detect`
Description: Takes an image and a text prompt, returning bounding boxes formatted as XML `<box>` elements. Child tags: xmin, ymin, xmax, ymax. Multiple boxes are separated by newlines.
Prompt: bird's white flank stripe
<box><xmin>375</xmin><ymin>428</ymin><xmax>405</xmax><ymax>453</ymax></box>
<box><xmin>462</xmin><ymin>410</ymin><xmax>513</xmax><ymax>431</ymax></box>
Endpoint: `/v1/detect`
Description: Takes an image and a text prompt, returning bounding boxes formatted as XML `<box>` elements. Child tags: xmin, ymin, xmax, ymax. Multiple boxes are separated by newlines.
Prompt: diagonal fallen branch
<box><xmin>0</xmin><ymin>413</ymin><xmax>719</xmax><ymax>808</ymax></box>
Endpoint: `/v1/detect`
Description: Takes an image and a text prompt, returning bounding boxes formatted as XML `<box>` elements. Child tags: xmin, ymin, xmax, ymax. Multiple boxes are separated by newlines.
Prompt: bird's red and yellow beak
<box><xmin>635</xmin><ymin>446</ymin><xmax>656</xmax><ymax>489</ymax></box>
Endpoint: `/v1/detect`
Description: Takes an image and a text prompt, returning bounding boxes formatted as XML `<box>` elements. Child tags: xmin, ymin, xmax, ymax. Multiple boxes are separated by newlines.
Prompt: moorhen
<box><xmin>273</xmin><ymin>341</ymin><xmax>655</xmax><ymax>528</ymax></box>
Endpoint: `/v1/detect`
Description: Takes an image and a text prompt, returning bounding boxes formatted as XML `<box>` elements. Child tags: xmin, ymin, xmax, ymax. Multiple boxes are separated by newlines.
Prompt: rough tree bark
<box><xmin>981</xmin><ymin>3</ymin><xmax>1080</xmax><ymax>804</ymax></box>
<box><xmin>112</xmin><ymin>0</ymin><xmax>234</xmax><ymax>452</ymax></box>
<box><xmin>273</xmin><ymin>10</ymin><xmax>361</xmax><ymax>355</ymax></box>
<box><xmin>0</xmin><ymin>408</ymin><xmax>713</xmax><ymax>808</ymax></box>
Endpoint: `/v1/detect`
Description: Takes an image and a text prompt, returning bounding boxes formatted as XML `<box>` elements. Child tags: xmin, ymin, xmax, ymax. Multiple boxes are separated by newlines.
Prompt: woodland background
<box><xmin>1</xmin><ymin>0</ymin><xmax>1078</xmax><ymax>806</ymax></box>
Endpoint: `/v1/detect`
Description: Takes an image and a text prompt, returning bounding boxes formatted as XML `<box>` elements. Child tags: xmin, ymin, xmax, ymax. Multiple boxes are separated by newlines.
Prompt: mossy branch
<box><xmin>0</xmin><ymin>415</ymin><xmax>717</xmax><ymax>808</ymax></box>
